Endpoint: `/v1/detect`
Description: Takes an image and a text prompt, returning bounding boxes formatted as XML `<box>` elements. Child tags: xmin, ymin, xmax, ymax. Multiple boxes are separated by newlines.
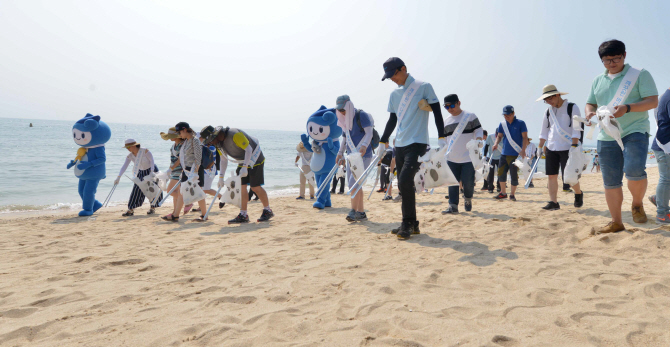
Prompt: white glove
<box><xmin>438</xmin><ymin>138</ymin><xmax>448</xmax><ymax>148</ymax></box>
<box><xmin>294</xmin><ymin>161</ymin><xmax>299</xmax><ymax>167</ymax></box>
<box><xmin>376</xmin><ymin>143</ymin><xmax>387</xmax><ymax>160</ymax></box>
<box><xmin>114</xmin><ymin>176</ymin><xmax>120</xmax><ymax>185</ymax></box>
<box><xmin>218</xmin><ymin>177</ymin><xmax>224</xmax><ymax>189</ymax></box>
<box><xmin>537</xmin><ymin>147</ymin><xmax>542</xmax><ymax>157</ymax></box>
<box><xmin>239</xmin><ymin>167</ymin><xmax>248</xmax><ymax>177</ymax></box>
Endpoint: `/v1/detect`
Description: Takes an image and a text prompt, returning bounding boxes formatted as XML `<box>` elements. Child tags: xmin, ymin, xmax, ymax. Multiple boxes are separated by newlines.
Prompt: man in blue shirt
<box><xmin>378</xmin><ymin>57</ymin><xmax>447</xmax><ymax>240</ymax></box>
<box><xmin>492</xmin><ymin>105</ymin><xmax>528</xmax><ymax>201</ymax></box>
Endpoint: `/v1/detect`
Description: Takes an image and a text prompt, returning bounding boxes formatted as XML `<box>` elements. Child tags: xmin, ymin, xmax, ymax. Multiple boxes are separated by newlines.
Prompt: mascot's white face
<box><xmin>307</xmin><ymin>121</ymin><xmax>330</xmax><ymax>141</ymax></box>
<box><xmin>72</xmin><ymin>128</ymin><xmax>92</xmax><ymax>146</ymax></box>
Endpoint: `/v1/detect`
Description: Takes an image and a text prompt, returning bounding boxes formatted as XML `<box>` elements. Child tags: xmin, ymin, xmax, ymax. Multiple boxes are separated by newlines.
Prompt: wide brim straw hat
<box><xmin>536</xmin><ymin>84</ymin><xmax>568</xmax><ymax>102</ymax></box>
<box><xmin>160</xmin><ymin>127</ymin><xmax>180</xmax><ymax>140</ymax></box>
<box><xmin>123</xmin><ymin>138</ymin><xmax>140</xmax><ymax>148</ymax></box>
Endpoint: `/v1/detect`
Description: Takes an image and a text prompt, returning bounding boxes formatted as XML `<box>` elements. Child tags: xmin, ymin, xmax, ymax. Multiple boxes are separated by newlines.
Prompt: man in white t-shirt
<box><xmin>536</xmin><ymin>85</ymin><xmax>584</xmax><ymax>210</ymax></box>
<box><xmin>440</xmin><ymin>94</ymin><xmax>484</xmax><ymax>214</ymax></box>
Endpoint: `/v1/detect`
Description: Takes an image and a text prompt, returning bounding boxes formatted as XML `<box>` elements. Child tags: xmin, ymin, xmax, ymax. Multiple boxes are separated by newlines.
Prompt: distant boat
<box><xmin>29</xmin><ymin>123</ymin><xmax>33</xmax><ymax>127</ymax></box>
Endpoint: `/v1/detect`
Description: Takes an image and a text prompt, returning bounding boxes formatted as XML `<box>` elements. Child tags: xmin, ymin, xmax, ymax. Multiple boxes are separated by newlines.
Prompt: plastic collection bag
<box><xmin>414</xmin><ymin>146</ymin><xmax>458</xmax><ymax>192</ymax></box>
<box><xmin>564</xmin><ymin>145</ymin><xmax>588</xmax><ymax>186</ymax></box>
<box><xmin>180</xmin><ymin>176</ymin><xmax>207</xmax><ymax>206</ymax></box>
<box><xmin>475</xmin><ymin>167</ymin><xmax>484</xmax><ymax>183</ymax></box>
<box><xmin>155</xmin><ymin>171</ymin><xmax>170</xmax><ymax>191</ymax></box>
<box><xmin>466</xmin><ymin>139</ymin><xmax>485</xmax><ymax>170</ymax></box>
<box><xmin>335</xmin><ymin>165</ymin><xmax>345</xmax><ymax>179</ymax></box>
<box><xmin>221</xmin><ymin>175</ymin><xmax>242</xmax><ymax>208</ymax></box>
<box><xmin>304</xmin><ymin>170</ymin><xmax>317</xmax><ymax>189</ymax></box>
<box><xmin>513</xmin><ymin>157</ymin><xmax>532</xmax><ymax>183</ymax></box>
<box><xmin>347</xmin><ymin>152</ymin><xmax>365</xmax><ymax>182</ymax></box>
<box><xmin>132</xmin><ymin>174</ymin><xmax>161</xmax><ymax>204</ymax></box>
<box><xmin>596</xmin><ymin>106</ymin><xmax>624</xmax><ymax>150</ymax></box>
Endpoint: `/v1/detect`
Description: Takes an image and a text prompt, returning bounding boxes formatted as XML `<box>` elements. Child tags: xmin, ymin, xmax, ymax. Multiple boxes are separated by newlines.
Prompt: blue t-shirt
<box><xmin>387</xmin><ymin>74</ymin><xmax>440</xmax><ymax>147</ymax></box>
<box><xmin>496</xmin><ymin>117</ymin><xmax>528</xmax><ymax>156</ymax></box>
<box><xmin>652</xmin><ymin>89</ymin><xmax>670</xmax><ymax>153</ymax></box>
<box><xmin>344</xmin><ymin>109</ymin><xmax>373</xmax><ymax>158</ymax></box>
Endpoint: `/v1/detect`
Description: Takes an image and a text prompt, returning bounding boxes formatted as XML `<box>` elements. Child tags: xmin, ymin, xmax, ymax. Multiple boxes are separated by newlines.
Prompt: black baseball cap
<box><xmin>444</xmin><ymin>94</ymin><xmax>459</xmax><ymax>104</ymax></box>
<box><xmin>382</xmin><ymin>57</ymin><xmax>405</xmax><ymax>81</ymax></box>
<box><xmin>175</xmin><ymin>122</ymin><xmax>190</xmax><ymax>132</ymax></box>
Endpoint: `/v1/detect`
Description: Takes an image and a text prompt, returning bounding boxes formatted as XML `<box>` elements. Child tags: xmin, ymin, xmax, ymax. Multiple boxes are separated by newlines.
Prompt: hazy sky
<box><xmin>1</xmin><ymin>0</ymin><xmax>668</xmax><ymax>144</ymax></box>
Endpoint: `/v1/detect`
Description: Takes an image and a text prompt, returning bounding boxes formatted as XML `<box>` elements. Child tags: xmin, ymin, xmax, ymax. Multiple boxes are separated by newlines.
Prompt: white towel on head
<box><xmin>336</xmin><ymin>100</ymin><xmax>356</xmax><ymax>131</ymax></box>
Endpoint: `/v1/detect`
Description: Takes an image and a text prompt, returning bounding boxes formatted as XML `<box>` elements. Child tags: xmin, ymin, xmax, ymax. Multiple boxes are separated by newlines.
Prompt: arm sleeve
<box><xmin>380</xmin><ymin>113</ymin><xmax>397</xmax><ymax>144</ymax></box>
<box><xmin>145</xmin><ymin>150</ymin><xmax>155</xmax><ymax>171</ymax></box>
<box><xmin>430</xmin><ymin>103</ymin><xmax>446</xmax><ymax>138</ymax></box>
<box><xmin>360</xmin><ymin>126</ymin><xmax>374</xmax><ymax>148</ymax></box>
<box><xmin>571</xmin><ymin>105</ymin><xmax>582</xmax><ymax>139</ymax></box>
<box><xmin>243</xmin><ymin>145</ymin><xmax>253</xmax><ymax>168</ymax></box>
<box><xmin>118</xmin><ymin>156</ymin><xmax>131</xmax><ymax>176</ymax></box>
<box><xmin>638</xmin><ymin>69</ymin><xmax>659</xmax><ymax>98</ymax></box>
<box><xmin>338</xmin><ymin>134</ymin><xmax>346</xmax><ymax>156</ymax></box>
<box><xmin>193</xmin><ymin>138</ymin><xmax>202</xmax><ymax>168</ymax></box>
<box><xmin>219</xmin><ymin>154</ymin><xmax>228</xmax><ymax>180</ymax></box>
<box><xmin>539</xmin><ymin>110</ymin><xmax>550</xmax><ymax>140</ymax></box>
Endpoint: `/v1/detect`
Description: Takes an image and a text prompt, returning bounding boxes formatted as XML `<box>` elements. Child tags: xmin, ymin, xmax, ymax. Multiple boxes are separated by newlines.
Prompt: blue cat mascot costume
<box><xmin>66</xmin><ymin>114</ymin><xmax>112</xmax><ymax>216</ymax></box>
<box><xmin>301</xmin><ymin>106</ymin><xmax>342</xmax><ymax>209</ymax></box>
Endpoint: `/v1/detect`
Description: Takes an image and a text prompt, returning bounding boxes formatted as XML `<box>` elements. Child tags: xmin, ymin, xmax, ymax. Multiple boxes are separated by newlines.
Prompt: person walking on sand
<box><xmin>491</xmin><ymin>105</ymin><xmax>528</xmax><ymax>202</ymax></box>
<box><xmin>649</xmin><ymin>87</ymin><xmax>670</xmax><ymax>224</ymax></box>
<box><xmin>378</xmin><ymin>57</ymin><xmax>447</xmax><ymax>239</ymax></box>
<box><xmin>591</xmin><ymin>154</ymin><xmax>600</xmax><ymax>173</ymax></box>
<box><xmin>483</xmin><ymin>130</ymin><xmax>502</xmax><ymax>193</ymax></box>
<box><xmin>160</xmin><ymin>127</ymin><xmax>186</xmax><ymax>210</ymax></box>
<box><xmin>536</xmin><ymin>84</ymin><xmax>584</xmax><ymax>210</ymax></box>
<box><xmin>161</xmin><ymin>122</ymin><xmax>209</xmax><ymax>222</ymax></box>
<box><xmin>295</xmin><ymin>142</ymin><xmax>315</xmax><ymax>200</ymax></box>
<box><xmin>335</xmin><ymin>95</ymin><xmax>375</xmax><ymax>222</ymax></box>
<box><xmin>585</xmin><ymin>39</ymin><xmax>658</xmax><ymax>233</ymax></box>
<box><xmin>200</xmin><ymin>125</ymin><xmax>274</xmax><ymax>223</ymax></box>
<box><xmin>116</xmin><ymin>139</ymin><xmax>163</xmax><ymax>216</ymax></box>
<box><xmin>440</xmin><ymin>94</ymin><xmax>483</xmax><ymax>214</ymax></box>
<box><xmin>525</xmin><ymin>138</ymin><xmax>538</xmax><ymax>188</ymax></box>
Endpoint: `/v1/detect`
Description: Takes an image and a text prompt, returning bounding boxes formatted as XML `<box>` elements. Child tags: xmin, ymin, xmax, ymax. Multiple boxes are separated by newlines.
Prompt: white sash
<box><xmin>446</xmin><ymin>112</ymin><xmax>472</xmax><ymax>155</ymax></box>
<box><xmin>501</xmin><ymin>121</ymin><xmax>522</xmax><ymax>154</ymax></box>
<box><xmin>607</xmin><ymin>67</ymin><xmax>641</xmax><ymax>111</ymax></box>
<box><xmin>345</xmin><ymin>129</ymin><xmax>359</xmax><ymax>153</ymax></box>
<box><xmin>396</xmin><ymin>79</ymin><xmax>423</xmax><ymax>127</ymax></box>
<box><xmin>548</xmin><ymin>107</ymin><xmax>573</xmax><ymax>145</ymax></box>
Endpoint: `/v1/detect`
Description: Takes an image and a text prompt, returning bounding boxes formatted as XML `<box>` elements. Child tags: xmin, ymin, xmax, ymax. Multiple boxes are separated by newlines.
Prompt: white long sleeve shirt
<box><xmin>118</xmin><ymin>148</ymin><xmax>155</xmax><ymax>176</ymax></box>
<box><xmin>539</xmin><ymin>100</ymin><xmax>582</xmax><ymax>152</ymax></box>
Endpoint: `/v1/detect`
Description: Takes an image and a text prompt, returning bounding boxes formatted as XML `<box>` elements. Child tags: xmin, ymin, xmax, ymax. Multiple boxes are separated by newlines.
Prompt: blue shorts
<box><xmin>597</xmin><ymin>132</ymin><xmax>649</xmax><ymax>189</ymax></box>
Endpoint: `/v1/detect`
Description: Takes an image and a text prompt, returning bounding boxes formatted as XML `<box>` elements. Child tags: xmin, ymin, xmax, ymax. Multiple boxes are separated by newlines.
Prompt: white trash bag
<box><xmin>414</xmin><ymin>146</ymin><xmax>459</xmax><ymax>190</ymax></box>
<box><xmin>347</xmin><ymin>152</ymin><xmax>365</xmax><ymax>182</ymax></box>
<box><xmin>132</xmin><ymin>174</ymin><xmax>161</xmax><ymax>204</ymax></box>
<box><xmin>564</xmin><ymin>145</ymin><xmax>588</xmax><ymax>186</ymax></box>
<box><xmin>221</xmin><ymin>175</ymin><xmax>242</xmax><ymax>208</ymax></box>
<box><xmin>596</xmin><ymin>106</ymin><xmax>624</xmax><ymax>150</ymax></box>
<box><xmin>304</xmin><ymin>170</ymin><xmax>317</xmax><ymax>189</ymax></box>
<box><xmin>180</xmin><ymin>176</ymin><xmax>207</xmax><ymax>206</ymax></box>
<box><xmin>336</xmin><ymin>165</ymin><xmax>345</xmax><ymax>179</ymax></box>
<box><xmin>155</xmin><ymin>171</ymin><xmax>170</xmax><ymax>191</ymax></box>
<box><xmin>513</xmin><ymin>157</ymin><xmax>533</xmax><ymax>183</ymax></box>
<box><xmin>414</xmin><ymin>163</ymin><xmax>427</xmax><ymax>193</ymax></box>
<box><xmin>466</xmin><ymin>139</ymin><xmax>485</xmax><ymax>170</ymax></box>
<box><xmin>475</xmin><ymin>167</ymin><xmax>484</xmax><ymax>183</ymax></box>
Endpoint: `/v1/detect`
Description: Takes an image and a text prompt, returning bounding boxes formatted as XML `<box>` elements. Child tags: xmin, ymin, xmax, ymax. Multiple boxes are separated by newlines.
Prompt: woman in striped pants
<box><xmin>114</xmin><ymin>139</ymin><xmax>163</xmax><ymax>216</ymax></box>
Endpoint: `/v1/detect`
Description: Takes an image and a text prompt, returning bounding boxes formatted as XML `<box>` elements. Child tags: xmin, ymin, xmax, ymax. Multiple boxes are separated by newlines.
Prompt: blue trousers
<box><xmin>314</xmin><ymin>172</ymin><xmax>332</xmax><ymax>208</ymax></box>
<box><xmin>78</xmin><ymin>179</ymin><xmax>102</xmax><ymax>216</ymax></box>
<box><xmin>447</xmin><ymin>161</ymin><xmax>475</xmax><ymax>206</ymax></box>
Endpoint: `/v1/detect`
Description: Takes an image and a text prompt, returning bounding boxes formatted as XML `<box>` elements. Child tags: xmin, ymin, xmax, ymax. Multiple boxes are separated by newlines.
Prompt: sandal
<box><xmin>147</xmin><ymin>208</ymin><xmax>156</xmax><ymax>215</ymax></box>
<box><xmin>191</xmin><ymin>207</ymin><xmax>201</xmax><ymax>212</ymax></box>
<box><xmin>183</xmin><ymin>204</ymin><xmax>193</xmax><ymax>214</ymax></box>
<box><xmin>161</xmin><ymin>214</ymin><xmax>179</xmax><ymax>222</ymax></box>
<box><xmin>193</xmin><ymin>215</ymin><xmax>207</xmax><ymax>222</ymax></box>
<box><xmin>122</xmin><ymin>210</ymin><xmax>134</xmax><ymax>217</ymax></box>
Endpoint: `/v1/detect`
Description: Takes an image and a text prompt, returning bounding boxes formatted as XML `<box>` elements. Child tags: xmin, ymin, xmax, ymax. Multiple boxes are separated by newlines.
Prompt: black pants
<box><xmin>331</xmin><ymin>176</ymin><xmax>345</xmax><ymax>193</ymax></box>
<box><xmin>380</xmin><ymin>165</ymin><xmax>389</xmax><ymax>190</ymax></box>
<box><xmin>485</xmin><ymin>159</ymin><xmax>501</xmax><ymax>191</ymax></box>
<box><xmin>395</xmin><ymin>143</ymin><xmax>427</xmax><ymax>224</ymax></box>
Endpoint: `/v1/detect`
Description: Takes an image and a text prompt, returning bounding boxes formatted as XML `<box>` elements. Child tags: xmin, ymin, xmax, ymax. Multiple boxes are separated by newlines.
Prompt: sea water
<box><xmin>0</xmin><ymin>117</ymin><xmax>658</xmax><ymax>213</ymax></box>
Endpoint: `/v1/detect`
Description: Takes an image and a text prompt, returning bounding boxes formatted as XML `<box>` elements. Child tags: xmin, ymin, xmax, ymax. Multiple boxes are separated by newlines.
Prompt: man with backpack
<box><xmin>536</xmin><ymin>84</ymin><xmax>584</xmax><ymax>210</ymax></box>
<box><xmin>199</xmin><ymin>125</ymin><xmax>274</xmax><ymax>223</ymax></box>
<box><xmin>335</xmin><ymin>95</ymin><xmax>379</xmax><ymax>222</ymax></box>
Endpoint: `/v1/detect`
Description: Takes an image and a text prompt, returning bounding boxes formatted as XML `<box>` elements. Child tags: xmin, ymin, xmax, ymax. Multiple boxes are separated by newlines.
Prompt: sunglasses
<box><xmin>443</xmin><ymin>103</ymin><xmax>456</xmax><ymax>109</ymax></box>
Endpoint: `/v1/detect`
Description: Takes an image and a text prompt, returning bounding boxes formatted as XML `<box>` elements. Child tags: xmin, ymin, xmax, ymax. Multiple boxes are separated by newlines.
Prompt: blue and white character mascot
<box><xmin>66</xmin><ymin>114</ymin><xmax>112</xmax><ymax>216</ymax></box>
<box><xmin>301</xmin><ymin>106</ymin><xmax>342</xmax><ymax>209</ymax></box>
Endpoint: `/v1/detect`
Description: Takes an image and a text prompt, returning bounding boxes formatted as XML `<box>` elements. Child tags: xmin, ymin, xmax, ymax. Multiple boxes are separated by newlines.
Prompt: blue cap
<box><xmin>502</xmin><ymin>105</ymin><xmax>514</xmax><ymax>115</ymax></box>
<box><xmin>335</xmin><ymin>95</ymin><xmax>350</xmax><ymax>110</ymax></box>
<box><xmin>382</xmin><ymin>57</ymin><xmax>405</xmax><ymax>81</ymax></box>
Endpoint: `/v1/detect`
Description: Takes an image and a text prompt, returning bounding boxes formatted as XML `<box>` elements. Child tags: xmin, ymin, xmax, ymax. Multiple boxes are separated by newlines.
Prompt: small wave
<box><xmin>0</xmin><ymin>201</ymin><xmax>126</xmax><ymax>214</ymax></box>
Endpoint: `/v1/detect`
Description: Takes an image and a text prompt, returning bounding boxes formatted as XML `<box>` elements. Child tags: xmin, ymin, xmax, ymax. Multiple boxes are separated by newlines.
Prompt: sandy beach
<box><xmin>1</xmin><ymin>168</ymin><xmax>669</xmax><ymax>347</ymax></box>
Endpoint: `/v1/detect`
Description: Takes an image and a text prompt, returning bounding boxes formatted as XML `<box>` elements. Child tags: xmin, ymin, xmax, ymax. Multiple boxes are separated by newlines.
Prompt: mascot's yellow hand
<box><xmin>75</xmin><ymin>147</ymin><xmax>88</xmax><ymax>161</ymax></box>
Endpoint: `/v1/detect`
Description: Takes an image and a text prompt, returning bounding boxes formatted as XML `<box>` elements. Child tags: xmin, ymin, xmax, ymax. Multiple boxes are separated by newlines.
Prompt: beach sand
<box><xmin>1</xmin><ymin>167</ymin><xmax>670</xmax><ymax>347</ymax></box>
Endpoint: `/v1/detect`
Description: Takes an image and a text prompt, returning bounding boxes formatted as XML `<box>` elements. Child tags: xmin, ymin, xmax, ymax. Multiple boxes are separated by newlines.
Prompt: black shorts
<box><xmin>181</xmin><ymin>166</ymin><xmax>205</xmax><ymax>187</ymax></box>
<box><xmin>545</xmin><ymin>149</ymin><xmax>569</xmax><ymax>176</ymax></box>
<box><xmin>236</xmin><ymin>162</ymin><xmax>265</xmax><ymax>187</ymax></box>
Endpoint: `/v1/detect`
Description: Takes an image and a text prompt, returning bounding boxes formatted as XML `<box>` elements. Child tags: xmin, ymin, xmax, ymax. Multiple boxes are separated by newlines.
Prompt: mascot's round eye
<box><xmin>319</xmin><ymin>127</ymin><xmax>323</xmax><ymax>133</ymax></box>
<box><xmin>309</xmin><ymin>126</ymin><xmax>313</xmax><ymax>132</ymax></box>
<box><xmin>73</xmin><ymin>133</ymin><xmax>76</xmax><ymax>138</ymax></box>
<box><xmin>82</xmin><ymin>133</ymin><xmax>85</xmax><ymax>138</ymax></box>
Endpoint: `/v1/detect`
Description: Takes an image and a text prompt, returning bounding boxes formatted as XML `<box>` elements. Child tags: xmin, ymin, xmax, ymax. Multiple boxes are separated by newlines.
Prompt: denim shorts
<box><xmin>597</xmin><ymin>132</ymin><xmax>649</xmax><ymax>189</ymax></box>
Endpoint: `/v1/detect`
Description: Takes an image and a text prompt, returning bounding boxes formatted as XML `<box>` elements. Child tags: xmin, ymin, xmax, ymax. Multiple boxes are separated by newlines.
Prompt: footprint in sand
<box><xmin>643</xmin><ymin>283</ymin><xmax>670</xmax><ymax>298</ymax></box>
<box><xmin>0</xmin><ymin>308</ymin><xmax>38</xmax><ymax>318</ymax></box>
